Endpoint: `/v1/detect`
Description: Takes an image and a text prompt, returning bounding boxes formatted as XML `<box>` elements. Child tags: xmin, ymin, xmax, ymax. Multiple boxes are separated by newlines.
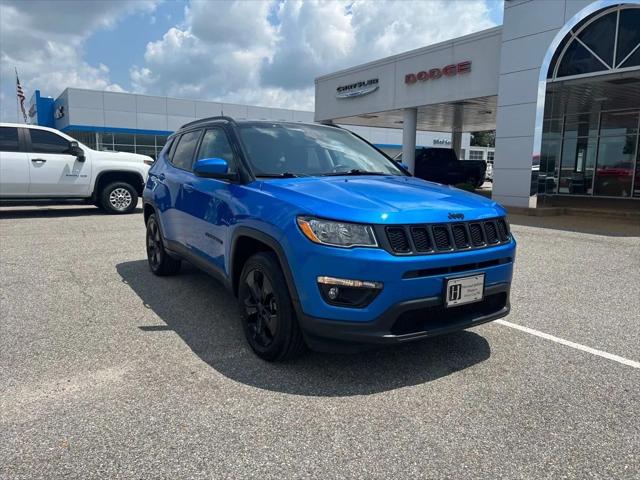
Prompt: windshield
<box><xmin>237</xmin><ymin>123</ymin><xmax>406</xmax><ymax>177</ymax></box>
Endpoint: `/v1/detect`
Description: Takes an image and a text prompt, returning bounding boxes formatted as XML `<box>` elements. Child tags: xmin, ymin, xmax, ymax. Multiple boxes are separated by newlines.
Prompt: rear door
<box><xmin>160</xmin><ymin>129</ymin><xmax>203</xmax><ymax>246</ymax></box>
<box><xmin>0</xmin><ymin>126</ymin><xmax>29</xmax><ymax>196</ymax></box>
<box><xmin>25</xmin><ymin>128</ymin><xmax>91</xmax><ymax>196</ymax></box>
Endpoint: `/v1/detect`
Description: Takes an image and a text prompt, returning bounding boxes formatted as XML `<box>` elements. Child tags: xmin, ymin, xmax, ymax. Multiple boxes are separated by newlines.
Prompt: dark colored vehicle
<box><xmin>143</xmin><ymin>117</ymin><xmax>515</xmax><ymax>361</ymax></box>
<box><xmin>395</xmin><ymin>148</ymin><xmax>486</xmax><ymax>188</ymax></box>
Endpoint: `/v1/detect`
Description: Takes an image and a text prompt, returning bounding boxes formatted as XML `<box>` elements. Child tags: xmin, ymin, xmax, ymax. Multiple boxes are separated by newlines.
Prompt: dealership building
<box><xmin>27</xmin><ymin>0</ymin><xmax>639</xmax><ymax>210</ymax></box>
<box><xmin>315</xmin><ymin>0</ymin><xmax>640</xmax><ymax>208</ymax></box>
<box><xmin>28</xmin><ymin>88</ymin><xmax>473</xmax><ymax>162</ymax></box>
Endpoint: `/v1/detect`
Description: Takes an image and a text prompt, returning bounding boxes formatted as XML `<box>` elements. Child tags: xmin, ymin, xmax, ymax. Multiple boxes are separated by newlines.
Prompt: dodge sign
<box><xmin>405</xmin><ymin>61</ymin><xmax>472</xmax><ymax>84</ymax></box>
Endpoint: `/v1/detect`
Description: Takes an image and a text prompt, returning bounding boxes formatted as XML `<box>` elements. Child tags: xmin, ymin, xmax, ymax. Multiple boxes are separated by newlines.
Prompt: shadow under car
<box><xmin>116</xmin><ymin>259</ymin><xmax>492</xmax><ymax>397</ymax></box>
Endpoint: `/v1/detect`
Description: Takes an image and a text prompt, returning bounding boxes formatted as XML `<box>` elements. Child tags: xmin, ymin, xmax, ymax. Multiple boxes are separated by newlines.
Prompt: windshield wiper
<box><xmin>256</xmin><ymin>172</ymin><xmax>302</xmax><ymax>178</ymax></box>
<box><xmin>321</xmin><ymin>169</ymin><xmax>390</xmax><ymax>177</ymax></box>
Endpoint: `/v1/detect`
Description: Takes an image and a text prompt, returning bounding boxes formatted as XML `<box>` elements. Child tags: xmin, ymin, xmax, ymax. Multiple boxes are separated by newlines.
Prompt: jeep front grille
<box><xmin>380</xmin><ymin>218</ymin><xmax>511</xmax><ymax>255</ymax></box>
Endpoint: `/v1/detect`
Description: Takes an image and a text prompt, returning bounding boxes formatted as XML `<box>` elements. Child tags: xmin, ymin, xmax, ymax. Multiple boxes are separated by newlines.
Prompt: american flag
<box><xmin>16</xmin><ymin>69</ymin><xmax>27</xmax><ymax>123</ymax></box>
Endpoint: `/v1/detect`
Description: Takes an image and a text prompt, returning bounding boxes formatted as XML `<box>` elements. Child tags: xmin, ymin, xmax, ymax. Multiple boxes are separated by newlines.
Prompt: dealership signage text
<box><xmin>405</xmin><ymin>61</ymin><xmax>472</xmax><ymax>84</ymax></box>
<box><xmin>336</xmin><ymin>78</ymin><xmax>379</xmax><ymax>98</ymax></box>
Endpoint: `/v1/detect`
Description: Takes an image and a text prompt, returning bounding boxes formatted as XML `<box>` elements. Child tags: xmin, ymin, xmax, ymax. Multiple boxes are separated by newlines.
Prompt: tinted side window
<box><xmin>28</xmin><ymin>129</ymin><xmax>71</xmax><ymax>154</ymax></box>
<box><xmin>170</xmin><ymin>130</ymin><xmax>201</xmax><ymax>171</ymax></box>
<box><xmin>159</xmin><ymin>136</ymin><xmax>175</xmax><ymax>159</ymax></box>
<box><xmin>196</xmin><ymin>128</ymin><xmax>237</xmax><ymax>171</ymax></box>
<box><xmin>0</xmin><ymin>127</ymin><xmax>19</xmax><ymax>152</ymax></box>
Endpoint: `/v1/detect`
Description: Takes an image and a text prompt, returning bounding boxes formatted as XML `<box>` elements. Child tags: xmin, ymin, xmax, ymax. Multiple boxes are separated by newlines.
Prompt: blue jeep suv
<box><xmin>143</xmin><ymin>117</ymin><xmax>516</xmax><ymax>360</ymax></box>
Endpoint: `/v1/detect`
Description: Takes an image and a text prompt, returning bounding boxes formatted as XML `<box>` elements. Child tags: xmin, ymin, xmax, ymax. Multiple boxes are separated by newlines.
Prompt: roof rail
<box><xmin>179</xmin><ymin>116</ymin><xmax>238</xmax><ymax>130</ymax></box>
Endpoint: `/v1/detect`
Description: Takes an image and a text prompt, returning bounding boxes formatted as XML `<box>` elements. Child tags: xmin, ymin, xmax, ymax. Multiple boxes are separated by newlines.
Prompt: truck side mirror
<box><xmin>69</xmin><ymin>141</ymin><xmax>85</xmax><ymax>162</ymax></box>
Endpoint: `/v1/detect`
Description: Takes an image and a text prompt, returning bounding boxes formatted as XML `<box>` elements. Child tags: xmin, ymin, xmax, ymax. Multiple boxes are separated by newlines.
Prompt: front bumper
<box><xmin>298</xmin><ymin>283</ymin><xmax>510</xmax><ymax>351</ymax></box>
<box><xmin>280</xmin><ymin>227</ymin><xmax>516</xmax><ymax>350</ymax></box>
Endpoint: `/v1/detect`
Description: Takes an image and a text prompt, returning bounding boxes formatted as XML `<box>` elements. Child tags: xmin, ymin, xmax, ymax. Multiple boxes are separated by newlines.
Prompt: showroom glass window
<box><xmin>550</xmin><ymin>6</ymin><xmax>640</xmax><ymax>81</ymax></box>
<box><xmin>541</xmin><ymin>5</ymin><xmax>640</xmax><ymax>198</ymax></box>
<box><xmin>135</xmin><ymin>134</ymin><xmax>156</xmax><ymax>159</ymax></box>
<box><xmin>558</xmin><ymin>113</ymin><xmax>598</xmax><ymax>195</ymax></box>
<box><xmin>594</xmin><ymin>111</ymin><xmax>638</xmax><ymax>197</ymax></box>
<box><xmin>66</xmin><ymin>131</ymin><xmax>96</xmax><ymax>149</ymax></box>
<box><xmin>468</xmin><ymin>150</ymin><xmax>484</xmax><ymax>161</ymax></box>
<box><xmin>94</xmin><ymin>132</ymin><xmax>169</xmax><ymax>159</ymax></box>
<box><xmin>29</xmin><ymin>130</ymin><xmax>70</xmax><ymax>154</ymax></box>
<box><xmin>538</xmin><ymin>118</ymin><xmax>562</xmax><ymax>195</ymax></box>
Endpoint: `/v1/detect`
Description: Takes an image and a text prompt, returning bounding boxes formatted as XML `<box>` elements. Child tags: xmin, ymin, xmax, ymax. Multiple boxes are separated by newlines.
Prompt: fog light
<box><xmin>317</xmin><ymin>276</ymin><xmax>383</xmax><ymax>308</ymax></box>
<box><xmin>328</xmin><ymin>287</ymin><xmax>339</xmax><ymax>300</ymax></box>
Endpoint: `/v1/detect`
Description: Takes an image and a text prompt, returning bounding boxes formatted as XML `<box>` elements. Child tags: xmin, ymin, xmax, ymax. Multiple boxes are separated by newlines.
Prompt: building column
<box><xmin>402</xmin><ymin>108</ymin><xmax>417</xmax><ymax>173</ymax></box>
<box><xmin>451</xmin><ymin>131</ymin><xmax>462</xmax><ymax>158</ymax></box>
<box><xmin>451</xmin><ymin>103</ymin><xmax>464</xmax><ymax>159</ymax></box>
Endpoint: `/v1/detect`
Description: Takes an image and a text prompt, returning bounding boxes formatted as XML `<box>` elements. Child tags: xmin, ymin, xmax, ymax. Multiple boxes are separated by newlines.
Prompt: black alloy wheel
<box><xmin>242</xmin><ymin>268</ymin><xmax>278</xmax><ymax>350</ymax></box>
<box><xmin>147</xmin><ymin>218</ymin><xmax>162</xmax><ymax>268</ymax></box>
<box><xmin>146</xmin><ymin>214</ymin><xmax>181</xmax><ymax>276</ymax></box>
<box><xmin>238</xmin><ymin>252</ymin><xmax>305</xmax><ymax>361</ymax></box>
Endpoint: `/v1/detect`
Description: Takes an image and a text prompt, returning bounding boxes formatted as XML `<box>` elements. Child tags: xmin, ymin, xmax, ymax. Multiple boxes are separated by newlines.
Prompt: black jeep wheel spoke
<box><xmin>243</xmin><ymin>268</ymin><xmax>279</xmax><ymax>348</ymax></box>
<box><xmin>147</xmin><ymin>221</ymin><xmax>163</xmax><ymax>268</ymax></box>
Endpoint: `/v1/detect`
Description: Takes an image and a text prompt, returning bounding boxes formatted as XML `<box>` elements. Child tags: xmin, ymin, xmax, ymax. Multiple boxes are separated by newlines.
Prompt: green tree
<box><xmin>471</xmin><ymin>131</ymin><xmax>495</xmax><ymax>147</ymax></box>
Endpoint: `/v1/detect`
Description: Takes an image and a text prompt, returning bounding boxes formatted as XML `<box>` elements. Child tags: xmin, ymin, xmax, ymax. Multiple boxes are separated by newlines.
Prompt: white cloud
<box><xmin>132</xmin><ymin>0</ymin><xmax>498</xmax><ymax>111</ymax></box>
<box><xmin>0</xmin><ymin>0</ymin><xmax>500</xmax><ymax>122</ymax></box>
<box><xmin>0</xmin><ymin>0</ymin><xmax>157</xmax><ymax>120</ymax></box>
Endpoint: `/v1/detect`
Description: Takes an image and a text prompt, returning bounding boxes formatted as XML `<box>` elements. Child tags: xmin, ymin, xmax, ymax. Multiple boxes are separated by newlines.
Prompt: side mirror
<box><xmin>69</xmin><ymin>141</ymin><xmax>85</xmax><ymax>162</ymax></box>
<box><xmin>193</xmin><ymin>157</ymin><xmax>237</xmax><ymax>180</ymax></box>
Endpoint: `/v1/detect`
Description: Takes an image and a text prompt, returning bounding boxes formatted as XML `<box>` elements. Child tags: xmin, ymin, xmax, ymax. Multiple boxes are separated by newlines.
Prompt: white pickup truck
<box><xmin>0</xmin><ymin>123</ymin><xmax>152</xmax><ymax>214</ymax></box>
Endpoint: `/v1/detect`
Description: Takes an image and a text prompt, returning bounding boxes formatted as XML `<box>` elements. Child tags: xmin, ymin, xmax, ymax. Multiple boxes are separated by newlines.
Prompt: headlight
<box><xmin>297</xmin><ymin>216</ymin><xmax>378</xmax><ymax>248</ymax></box>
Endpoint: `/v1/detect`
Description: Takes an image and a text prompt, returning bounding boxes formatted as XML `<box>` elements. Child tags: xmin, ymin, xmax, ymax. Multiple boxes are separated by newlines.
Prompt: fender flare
<box><xmin>92</xmin><ymin>170</ymin><xmax>145</xmax><ymax>200</ymax></box>
<box><xmin>229</xmin><ymin>226</ymin><xmax>300</xmax><ymax>303</ymax></box>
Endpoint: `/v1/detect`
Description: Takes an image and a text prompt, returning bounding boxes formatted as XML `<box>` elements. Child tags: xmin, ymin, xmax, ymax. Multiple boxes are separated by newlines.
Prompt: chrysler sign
<box><xmin>405</xmin><ymin>61</ymin><xmax>472</xmax><ymax>84</ymax></box>
<box><xmin>336</xmin><ymin>78</ymin><xmax>379</xmax><ymax>98</ymax></box>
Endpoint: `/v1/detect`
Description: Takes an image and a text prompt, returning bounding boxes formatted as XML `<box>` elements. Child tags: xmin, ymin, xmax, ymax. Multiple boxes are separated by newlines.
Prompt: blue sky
<box><xmin>84</xmin><ymin>1</ymin><xmax>188</xmax><ymax>89</ymax></box>
<box><xmin>85</xmin><ymin>0</ymin><xmax>505</xmax><ymax>93</ymax></box>
<box><xmin>1</xmin><ymin>0</ymin><xmax>504</xmax><ymax>121</ymax></box>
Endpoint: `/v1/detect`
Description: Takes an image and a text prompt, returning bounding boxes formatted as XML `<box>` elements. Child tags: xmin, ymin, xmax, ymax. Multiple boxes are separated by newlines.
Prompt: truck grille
<box><xmin>381</xmin><ymin>218</ymin><xmax>511</xmax><ymax>255</ymax></box>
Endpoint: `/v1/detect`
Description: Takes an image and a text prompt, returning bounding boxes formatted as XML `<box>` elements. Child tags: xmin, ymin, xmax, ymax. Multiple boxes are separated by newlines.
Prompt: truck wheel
<box><xmin>146</xmin><ymin>214</ymin><xmax>181</xmax><ymax>276</ymax></box>
<box><xmin>100</xmin><ymin>181</ymin><xmax>138</xmax><ymax>214</ymax></box>
<box><xmin>238</xmin><ymin>252</ymin><xmax>306</xmax><ymax>361</ymax></box>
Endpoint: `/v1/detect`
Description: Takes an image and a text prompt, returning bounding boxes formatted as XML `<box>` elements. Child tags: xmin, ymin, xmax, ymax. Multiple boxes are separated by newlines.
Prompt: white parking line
<box><xmin>495</xmin><ymin>320</ymin><xmax>640</xmax><ymax>369</ymax></box>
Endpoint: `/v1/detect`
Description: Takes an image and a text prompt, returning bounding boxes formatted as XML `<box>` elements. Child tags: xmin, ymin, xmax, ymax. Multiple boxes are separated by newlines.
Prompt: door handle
<box><xmin>31</xmin><ymin>158</ymin><xmax>47</xmax><ymax>163</ymax></box>
<box><xmin>183</xmin><ymin>183</ymin><xmax>195</xmax><ymax>192</ymax></box>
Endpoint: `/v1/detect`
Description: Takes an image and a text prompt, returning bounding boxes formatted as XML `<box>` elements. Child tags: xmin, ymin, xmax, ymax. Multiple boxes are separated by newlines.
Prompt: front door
<box><xmin>26</xmin><ymin>128</ymin><xmax>91</xmax><ymax>196</ymax></box>
<box><xmin>0</xmin><ymin>126</ymin><xmax>29</xmax><ymax>196</ymax></box>
<box><xmin>186</xmin><ymin>127</ymin><xmax>240</xmax><ymax>272</ymax></box>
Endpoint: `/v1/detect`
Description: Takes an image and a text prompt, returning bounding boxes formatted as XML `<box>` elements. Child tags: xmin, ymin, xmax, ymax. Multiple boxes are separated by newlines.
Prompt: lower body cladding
<box><xmin>287</xmin><ymin>240</ymin><xmax>516</xmax><ymax>352</ymax></box>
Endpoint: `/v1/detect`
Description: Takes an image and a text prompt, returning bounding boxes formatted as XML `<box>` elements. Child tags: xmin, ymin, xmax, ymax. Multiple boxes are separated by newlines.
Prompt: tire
<box><xmin>100</xmin><ymin>181</ymin><xmax>138</xmax><ymax>214</ymax></box>
<box><xmin>238</xmin><ymin>252</ymin><xmax>306</xmax><ymax>361</ymax></box>
<box><xmin>146</xmin><ymin>214</ymin><xmax>181</xmax><ymax>276</ymax></box>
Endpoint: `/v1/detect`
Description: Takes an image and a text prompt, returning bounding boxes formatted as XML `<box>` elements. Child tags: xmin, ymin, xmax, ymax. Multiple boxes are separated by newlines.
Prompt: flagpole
<box><xmin>15</xmin><ymin>67</ymin><xmax>20</xmax><ymax>123</ymax></box>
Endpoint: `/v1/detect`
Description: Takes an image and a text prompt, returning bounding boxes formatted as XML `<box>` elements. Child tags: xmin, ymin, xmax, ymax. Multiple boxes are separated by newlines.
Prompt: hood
<box><xmin>91</xmin><ymin>149</ymin><xmax>153</xmax><ymax>164</ymax></box>
<box><xmin>260</xmin><ymin>175</ymin><xmax>505</xmax><ymax>224</ymax></box>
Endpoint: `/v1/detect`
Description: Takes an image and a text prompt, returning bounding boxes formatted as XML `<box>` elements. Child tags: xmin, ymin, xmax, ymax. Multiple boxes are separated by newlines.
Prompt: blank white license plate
<box><xmin>445</xmin><ymin>274</ymin><xmax>485</xmax><ymax>307</ymax></box>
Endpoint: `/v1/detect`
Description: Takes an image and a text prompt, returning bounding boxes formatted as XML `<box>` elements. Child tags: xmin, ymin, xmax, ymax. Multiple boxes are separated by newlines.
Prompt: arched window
<box><xmin>548</xmin><ymin>5</ymin><xmax>640</xmax><ymax>80</ymax></box>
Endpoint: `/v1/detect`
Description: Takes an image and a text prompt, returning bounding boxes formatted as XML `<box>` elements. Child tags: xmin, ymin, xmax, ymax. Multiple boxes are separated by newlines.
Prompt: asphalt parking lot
<box><xmin>1</xmin><ymin>204</ymin><xmax>639</xmax><ymax>479</ymax></box>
